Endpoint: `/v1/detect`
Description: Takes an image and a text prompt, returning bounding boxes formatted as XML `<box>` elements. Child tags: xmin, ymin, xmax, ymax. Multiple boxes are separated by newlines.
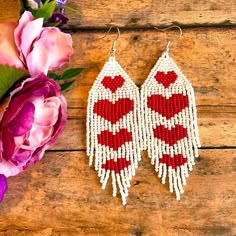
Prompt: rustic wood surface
<box><xmin>1</xmin><ymin>149</ymin><xmax>236</xmax><ymax>236</ymax></box>
<box><xmin>66</xmin><ymin>0</ymin><xmax>236</xmax><ymax>28</ymax></box>
<box><xmin>1</xmin><ymin>0</ymin><xmax>236</xmax><ymax>27</ymax></box>
<box><xmin>0</xmin><ymin>0</ymin><xmax>236</xmax><ymax>235</ymax></box>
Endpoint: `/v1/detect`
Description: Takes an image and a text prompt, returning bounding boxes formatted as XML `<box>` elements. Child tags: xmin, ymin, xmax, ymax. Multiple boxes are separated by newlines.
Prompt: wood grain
<box><xmin>0</xmin><ymin>0</ymin><xmax>20</xmax><ymax>22</ymax></box>
<box><xmin>1</xmin><ymin>0</ymin><xmax>236</xmax><ymax>27</ymax></box>
<box><xmin>0</xmin><ymin>149</ymin><xmax>235</xmax><ymax>235</ymax></box>
<box><xmin>65</xmin><ymin>0</ymin><xmax>236</xmax><ymax>28</ymax></box>
<box><xmin>0</xmin><ymin>1</ymin><xmax>236</xmax><ymax>235</ymax></box>
<box><xmin>51</xmin><ymin>28</ymin><xmax>236</xmax><ymax>151</ymax></box>
<box><xmin>63</xmin><ymin>28</ymin><xmax>236</xmax><ymax>108</ymax></box>
<box><xmin>51</xmin><ymin>107</ymin><xmax>236</xmax><ymax>151</ymax></box>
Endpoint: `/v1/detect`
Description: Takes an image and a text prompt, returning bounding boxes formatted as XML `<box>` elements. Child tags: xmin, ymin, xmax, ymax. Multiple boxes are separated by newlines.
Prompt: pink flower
<box><xmin>0</xmin><ymin>11</ymin><xmax>73</xmax><ymax>76</ymax></box>
<box><xmin>0</xmin><ymin>22</ymin><xmax>23</xmax><ymax>68</ymax></box>
<box><xmin>0</xmin><ymin>73</ymin><xmax>67</xmax><ymax>177</ymax></box>
<box><xmin>27</xmin><ymin>0</ymin><xmax>39</xmax><ymax>10</ymax></box>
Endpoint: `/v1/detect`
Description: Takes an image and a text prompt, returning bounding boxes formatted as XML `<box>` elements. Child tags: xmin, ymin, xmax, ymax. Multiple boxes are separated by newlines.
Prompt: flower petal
<box><xmin>27</xmin><ymin>124</ymin><xmax>53</xmax><ymax>148</ymax></box>
<box><xmin>0</xmin><ymin>97</ymin><xmax>11</xmax><ymax>123</ymax></box>
<box><xmin>27</xmin><ymin>38</ymin><xmax>54</xmax><ymax>76</ymax></box>
<box><xmin>27</xmin><ymin>0</ymin><xmax>39</xmax><ymax>9</ymax></box>
<box><xmin>40</xmin><ymin>28</ymin><xmax>73</xmax><ymax>69</ymax></box>
<box><xmin>14</xmin><ymin>11</ymin><xmax>34</xmax><ymax>52</ymax></box>
<box><xmin>48</xmin><ymin>95</ymin><xmax>67</xmax><ymax>146</ymax></box>
<box><xmin>0</xmin><ymin>158</ymin><xmax>23</xmax><ymax>177</ymax></box>
<box><xmin>1</xmin><ymin>128</ymin><xmax>16</xmax><ymax>161</ymax></box>
<box><xmin>0</xmin><ymin>23</ymin><xmax>23</xmax><ymax>68</ymax></box>
<box><xmin>33</xmin><ymin>97</ymin><xmax>60</xmax><ymax>126</ymax></box>
<box><xmin>11</xmin><ymin>149</ymin><xmax>32</xmax><ymax>166</ymax></box>
<box><xmin>8</xmin><ymin>102</ymin><xmax>35</xmax><ymax>136</ymax></box>
<box><xmin>0</xmin><ymin>74</ymin><xmax>67</xmax><ymax>175</ymax></box>
<box><xmin>21</xmin><ymin>17</ymin><xmax>44</xmax><ymax>59</ymax></box>
<box><xmin>0</xmin><ymin>174</ymin><xmax>7</xmax><ymax>202</ymax></box>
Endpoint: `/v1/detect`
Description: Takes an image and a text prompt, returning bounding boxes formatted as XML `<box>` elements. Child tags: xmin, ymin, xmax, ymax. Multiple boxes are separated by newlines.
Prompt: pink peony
<box><xmin>0</xmin><ymin>22</ymin><xmax>23</xmax><ymax>68</ymax></box>
<box><xmin>0</xmin><ymin>11</ymin><xmax>73</xmax><ymax>76</ymax></box>
<box><xmin>0</xmin><ymin>73</ymin><xmax>67</xmax><ymax>177</ymax></box>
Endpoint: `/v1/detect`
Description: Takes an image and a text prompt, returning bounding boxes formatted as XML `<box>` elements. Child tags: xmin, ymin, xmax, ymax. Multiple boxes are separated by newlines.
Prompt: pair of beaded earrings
<box><xmin>87</xmin><ymin>25</ymin><xmax>201</xmax><ymax>205</ymax></box>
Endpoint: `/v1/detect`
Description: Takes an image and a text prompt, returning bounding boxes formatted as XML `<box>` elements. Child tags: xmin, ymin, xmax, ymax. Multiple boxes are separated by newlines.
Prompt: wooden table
<box><xmin>0</xmin><ymin>0</ymin><xmax>236</xmax><ymax>235</ymax></box>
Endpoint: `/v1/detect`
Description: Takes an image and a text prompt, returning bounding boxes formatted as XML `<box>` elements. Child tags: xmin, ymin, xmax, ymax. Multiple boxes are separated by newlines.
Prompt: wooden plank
<box><xmin>1</xmin><ymin>0</ymin><xmax>236</xmax><ymax>28</ymax></box>
<box><xmin>0</xmin><ymin>0</ymin><xmax>20</xmax><ymax>22</ymax></box>
<box><xmin>0</xmin><ymin>2</ymin><xmax>235</xmax><ymax>236</ymax></box>
<box><xmin>65</xmin><ymin>0</ymin><xmax>236</xmax><ymax>28</ymax></box>
<box><xmin>63</xmin><ymin>28</ymin><xmax>236</xmax><ymax>109</ymax></box>
<box><xmin>51</xmin><ymin>106</ymin><xmax>236</xmax><ymax>150</ymax></box>
<box><xmin>0</xmin><ymin>149</ymin><xmax>235</xmax><ymax>235</ymax></box>
<box><xmin>0</xmin><ymin>27</ymin><xmax>235</xmax><ymax>108</ymax></box>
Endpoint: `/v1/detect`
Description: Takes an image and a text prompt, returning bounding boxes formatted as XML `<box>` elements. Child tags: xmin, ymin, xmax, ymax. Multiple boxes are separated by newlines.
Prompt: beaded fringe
<box><xmin>141</xmin><ymin>50</ymin><xmax>201</xmax><ymax>200</ymax></box>
<box><xmin>87</xmin><ymin>57</ymin><xmax>142</xmax><ymax>205</ymax></box>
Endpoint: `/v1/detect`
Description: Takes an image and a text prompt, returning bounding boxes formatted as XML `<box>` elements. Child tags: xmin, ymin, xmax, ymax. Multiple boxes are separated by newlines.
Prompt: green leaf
<box><xmin>43</xmin><ymin>0</ymin><xmax>50</xmax><ymax>4</ymax></box>
<box><xmin>56</xmin><ymin>5</ymin><xmax>81</xmax><ymax>15</ymax></box>
<box><xmin>35</xmin><ymin>0</ymin><xmax>57</xmax><ymax>21</ymax></box>
<box><xmin>60</xmin><ymin>81</ymin><xmax>75</xmax><ymax>91</ymax></box>
<box><xmin>46</xmin><ymin>22</ymin><xmax>60</xmax><ymax>27</ymax></box>
<box><xmin>28</xmin><ymin>8</ymin><xmax>38</xmax><ymax>18</ymax></box>
<box><xmin>60</xmin><ymin>68</ymin><xmax>84</xmax><ymax>81</ymax></box>
<box><xmin>48</xmin><ymin>72</ymin><xmax>61</xmax><ymax>80</ymax></box>
<box><xmin>0</xmin><ymin>65</ymin><xmax>28</xmax><ymax>100</ymax></box>
<box><xmin>19</xmin><ymin>0</ymin><xmax>27</xmax><ymax>13</ymax></box>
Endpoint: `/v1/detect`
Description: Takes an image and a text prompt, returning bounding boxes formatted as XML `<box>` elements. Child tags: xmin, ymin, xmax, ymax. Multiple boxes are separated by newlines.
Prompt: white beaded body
<box><xmin>87</xmin><ymin>56</ymin><xmax>142</xmax><ymax>205</ymax></box>
<box><xmin>141</xmin><ymin>50</ymin><xmax>201</xmax><ymax>200</ymax></box>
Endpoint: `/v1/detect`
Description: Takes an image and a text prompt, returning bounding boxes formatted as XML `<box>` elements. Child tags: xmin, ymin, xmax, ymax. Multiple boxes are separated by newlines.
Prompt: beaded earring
<box><xmin>141</xmin><ymin>26</ymin><xmax>201</xmax><ymax>200</ymax></box>
<box><xmin>86</xmin><ymin>27</ymin><xmax>142</xmax><ymax>205</ymax></box>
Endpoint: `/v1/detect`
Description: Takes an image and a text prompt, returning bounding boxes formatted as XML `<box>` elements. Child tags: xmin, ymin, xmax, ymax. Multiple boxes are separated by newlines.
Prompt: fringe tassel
<box><xmin>141</xmin><ymin>50</ymin><xmax>200</xmax><ymax>200</ymax></box>
<box><xmin>87</xmin><ymin>57</ymin><xmax>142</xmax><ymax>205</ymax></box>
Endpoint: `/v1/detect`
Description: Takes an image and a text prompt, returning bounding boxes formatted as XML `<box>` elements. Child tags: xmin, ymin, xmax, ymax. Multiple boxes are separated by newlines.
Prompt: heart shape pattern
<box><xmin>154</xmin><ymin>71</ymin><xmax>178</xmax><ymax>88</ymax></box>
<box><xmin>159</xmin><ymin>154</ymin><xmax>187</xmax><ymax>169</ymax></box>
<box><xmin>94</xmin><ymin>98</ymin><xmax>134</xmax><ymax>124</ymax></box>
<box><xmin>98</xmin><ymin>128</ymin><xmax>132</xmax><ymax>151</ymax></box>
<box><xmin>101</xmin><ymin>75</ymin><xmax>125</xmax><ymax>93</ymax></box>
<box><xmin>102</xmin><ymin>158</ymin><xmax>131</xmax><ymax>174</ymax></box>
<box><xmin>153</xmin><ymin>125</ymin><xmax>187</xmax><ymax>146</ymax></box>
<box><xmin>147</xmin><ymin>94</ymin><xmax>189</xmax><ymax>119</ymax></box>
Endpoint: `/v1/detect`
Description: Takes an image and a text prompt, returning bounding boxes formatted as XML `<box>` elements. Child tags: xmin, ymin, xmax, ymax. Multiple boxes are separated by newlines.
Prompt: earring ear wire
<box><xmin>154</xmin><ymin>25</ymin><xmax>183</xmax><ymax>51</ymax></box>
<box><xmin>87</xmin><ymin>24</ymin><xmax>141</xmax><ymax>205</ymax></box>
<box><xmin>141</xmin><ymin>24</ymin><xmax>200</xmax><ymax>200</ymax></box>
<box><xmin>98</xmin><ymin>25</ymin><xmax>121</xmax><ymax>57</ymax></box>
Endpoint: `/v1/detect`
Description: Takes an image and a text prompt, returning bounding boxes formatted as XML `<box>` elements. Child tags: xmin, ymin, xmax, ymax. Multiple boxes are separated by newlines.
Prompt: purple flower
<box><xmin>27</xmin><ymin>0</ymin><xmax>67</xmax><ymax>9</ymax></box>
<box><xmin>47</xmin><ymin>13</ymin><xmax>69</xmax><ymax>27</ymax></box>
<box><xmin>0</xmin><ymin>174</ymin><xmax>7</xmax><ymax>202</ymax></box>
<box><xmin>42</xmin><ymin>0</ymin><xmax>69</xmax><ymax>28</ymax></box>
<box><xmin>0</xmin><ymin>73</ymin><xmax>67</xmax><ymax>177</ymax></box>
<box><xmin>56</xmin><ymin>0</ymin><xmax>67</xmax><ymax>6</ymax></box>
<box><xmin>41</xmin><ymin>0</ymin><xmax>67</xmax><ymax>6</ymax></box>
<box><xmin>26</xmin><ymin>1</ymin><xmax>69</xmax><ymax>27</ymax></box>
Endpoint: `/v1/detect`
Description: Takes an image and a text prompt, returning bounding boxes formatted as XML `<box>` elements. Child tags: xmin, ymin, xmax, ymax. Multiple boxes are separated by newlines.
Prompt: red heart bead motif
<box><xmin>102</xmin><ymin>158</ymin><xmax>131</xmax><ymax>174</ymax></box>
<box><xmin>153</xmin><ymin>125</ymin><xmax>187</xmax><ymax>146</ymax></box>
<box><xmin>98</xmin><ymin>129</ymin><xmax>132</xmax><ymax>151</ymax></box>
<box><xmin>154</xmin><ymin>71</ymin><xmax>178</xmax><ymax>88</ymax></box>
<box><xmin>159</xmin><ymin>154</ymin><xmax>187</xmax><ymax>169</ymax></box>
<box><xmin>147</xmin><ymin>94</ymin><xmax>189</xmax><ymax>119</ymax></box>
<box><xmin>101</xmin><ymin>75</ymin><xmax>125</xmax><ymax>93</ymax></box>
<box><xmin>94</xmin><ymin>98</ymin><xmax>134</xmax><ymax>124</ymax></box>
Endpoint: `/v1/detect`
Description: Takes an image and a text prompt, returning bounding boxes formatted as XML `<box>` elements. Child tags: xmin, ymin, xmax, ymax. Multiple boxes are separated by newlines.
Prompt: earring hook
<box><xmin>99</xmin><ymin>25</ymin><xmax>121</xmax><ymax>57</ymax></box>
<box><xmin>154</xmin><ymin>25</ymin><xmax>183</xmax><ymax>52</ymax></box>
